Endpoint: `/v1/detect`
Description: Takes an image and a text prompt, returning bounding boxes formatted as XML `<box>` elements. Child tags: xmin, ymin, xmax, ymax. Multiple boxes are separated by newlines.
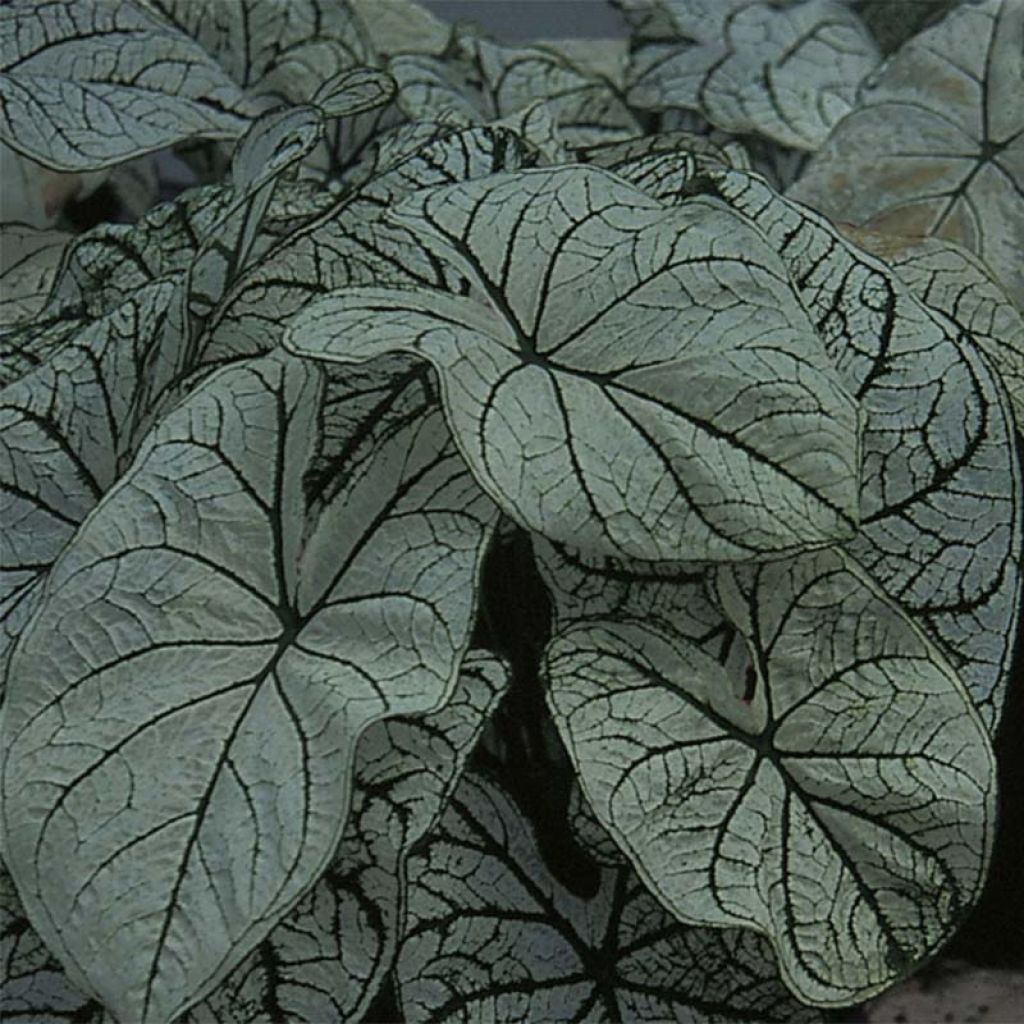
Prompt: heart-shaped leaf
<box><xmin>789</xmin><ymin>0</ymin><xmax>1024</xmax><ymax>309</ymax></box>
<box><xmin>397</xmin><ymin>771</ymin><xmax>818</xmax><ymax>1022</ymax></box>
<box><xmin>544</xmin><ymin>547</ymin><xmax>996</xmax><ymax>1006</ymax></box>
<box><xmin>285</xmin><ymin>164</ymin><xmax>861</xmax><ymax>563</ymax></box>
<box><xmin>0</xmin><ymin>352</ymin><xmax>498</xmax><ymax>1022</ymax></box>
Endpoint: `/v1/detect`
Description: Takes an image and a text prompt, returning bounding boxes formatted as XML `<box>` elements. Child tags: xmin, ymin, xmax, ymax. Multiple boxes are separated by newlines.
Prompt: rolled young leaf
<box><xmin>0</xmin><ymin>351</ymin><xmax>499</xmax><ymax>1023</ymax></box>
<box><xmin>543</xmin><ymin>547</ymin><xmax>996</xmax><ymax>1006</ymax></box>
<box><xmin>285</xmin><ymin>164</ymin><xmax>862</xmax><ymax>563</ymax></box>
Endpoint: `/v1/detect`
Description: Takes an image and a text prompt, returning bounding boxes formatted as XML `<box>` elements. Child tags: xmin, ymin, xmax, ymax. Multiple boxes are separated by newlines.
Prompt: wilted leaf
<box><xmin>0</xmin><ymin>352</ymin><xmax>498</xmax><ymax>1022</ymax></box>
<box><xmin>544</xmin><ymin>548</ymin><xmax>996</xmax><ymax>1006</ymax></box>
<box><xmin>789</xmin><ymin>0</ymin><xmax>1024</xmax><ymax>309</ymax></box>
<box><xmin>397</xmin><ymin>771</ymin><xmax>818</xmax><ymax>1022</ymax></box>
<box><xmin>285</xmin><ymin>164</ymin><xmax>861</xmax><ymax>563</ymax></box>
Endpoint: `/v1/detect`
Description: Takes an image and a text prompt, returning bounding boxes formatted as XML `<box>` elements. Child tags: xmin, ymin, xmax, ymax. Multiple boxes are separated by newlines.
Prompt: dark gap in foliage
<box><xmin>471</xmin><ymin>528</ymin><xmax>603</xmax><ymax>900</ymax></box>
<box><xmin>61</xmin><ymin>182</ymin><xmax>127</xmax><ymax>231</ymax></box>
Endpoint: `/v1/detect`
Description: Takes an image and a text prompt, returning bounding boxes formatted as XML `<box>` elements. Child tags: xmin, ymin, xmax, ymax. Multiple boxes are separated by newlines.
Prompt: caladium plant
<box><xmin>1</xmin><ymin>0</ymin><xmax>1021</xmax><ymax>1022</ymax></box>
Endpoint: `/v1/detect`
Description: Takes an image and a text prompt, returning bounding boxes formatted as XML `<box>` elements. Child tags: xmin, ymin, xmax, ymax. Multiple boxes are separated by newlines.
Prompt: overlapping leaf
<box><xmin>139</xmin><ymin>0</ymin><xmax>372</xmax><ymax>108</ymax></box>
<box><xmin>0</xmin><ymin>866</ymin><xmax>103</xmax><ymax>1023</ymax></box>
<box><xmin>0</xmin><ymin>281</ymin><xmax>186</xmax><ymax>694</ymax></box>
<box><xmin>192</xmin><ymin>652</ymin><xmax>508</xmax><ymax>1023</ymax></box>
<box><xmin>544</xmin><ymin>547</ymin><xmax>996</xmax><ymax>1006</ymax></box>
<box><xmin>0</xmin><ymin>0</ymin><xmax>251</xmax><ymax>171</ymax></box>
<box><xmin>789</xmin><ymin>0</ymin><xmax>1024</xmax><ymax>309</ymax></box>
<box><xmin>840</xmin><ymin>230</ymin><xmax>1024</xmax><ymax>426</ymax></box>
<box><xmin>285</xmin><ymin>164</ymin><xmax>861</xmax><ymax>563</ymax></box>
<box><xmin>622</xmin><ymin>0</ymin><xmax>880</xmax><ymax>151</ymax></box>
<box><xmin>392</xmin><ymin>27</ymin><xmax>640</xmax><ymax>151</ymax></box>
<box><xmin>204</xmin><ymin>124</ymin><xmax>534</xmax><ymax>361</ymax></box>
<box><xmin>0</xmin><ymin>352</ymin><xmax>498</xmax><ymax>1022</ymax></box>
<box><xmin>703</xmin><ymin>167</ymin><xmax>1021</xmax><ymax>729</ymax></box>
<box><xmin>0</xmin><ymin>225</ymin><xmax>70</xmax><ymax>327</ymax></box>
<box><xmin>397</xmin><ymin>771</ymin><xmax>818</xmax><ymax>1022</ymax></box>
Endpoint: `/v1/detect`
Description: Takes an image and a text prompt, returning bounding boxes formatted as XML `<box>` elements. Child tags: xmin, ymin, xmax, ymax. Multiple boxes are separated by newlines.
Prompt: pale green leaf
<box><xmin>544</xmin><ymin>548</ymin><xmax>996</xmax><ymax>1006</ymax></box>
<box><xmin>140</xmin><ymin>0</ymin><xmax>372</xmax><ymax>108</ymax></box>
<box><xmin>788</xmin><ymin>0</ymin><xmax>1024</xmax><ymax>309</ymax></box>
<box><xmin>706</xmin><ymin>166</ymin><xmax>1022</xmax><ymax>730</ymax></box>
<box><xmin>0</xmin><ymin>865</ymin><xmax>103</xmax><ymax>1022</ymax></box>
<box><xmin>0</xmin><ymin>352</ymin><xmax>498</xmax><ymax>1023</ymax></box>
<box><xmin>0</xmin><ymin>281</ymin><xmax>186</xmax><ymax>694</ymax></box>
<box><xmin>192</xmin><ymin>652</ymin><xmax>509</xmax><ymax>1023</ymax></box>
<box><xmin>624</xmin><ymin>0</ymin><xmax>880</xmax><ymax>150</ymax></box>
<box><xmin>397</xmin><ymin>771</ymin><xmax>818</xmax><ymax>1022</ymax></box>
<box><xmin>285</xmin><ymin>165</ymin><xmax>861</xmax><ymax>563</ymax></box>
<box><xmin>839</xmin><ymin>229</ymin><xmax>1024</xmax><ymax>427</ymax></box>
<box><xmin>0</xmin><ymin>0</ymin><xmax>251</xmax><ymax>172</ymax></box>
<box><xmin>203</xmin><ymin>124</ymin><xmax>533</xmax><ymax>362</ymax></box>
<box><xmin>0</xmin><ymin>224</ymin><xmax>70</xmax><ymax>327</ymax></box>
<box><xmin>349</xmin><ymin>0</ymin><xmax>451</xmax><ymax>60</ymax></box>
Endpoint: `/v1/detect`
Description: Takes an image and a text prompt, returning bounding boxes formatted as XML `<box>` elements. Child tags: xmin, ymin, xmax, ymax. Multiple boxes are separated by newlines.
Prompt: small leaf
<box><xmin>285</xmin><ymin>165</ymin><xmax>861</xmax><ymax>563</ymax></box>
<box><xmin>544</xmin><ymin>547</ymin><xmax>996</xmax><ymax>1006</ymax></box>
<box><xmin>0</xmin><ymin>0</ymin><xmax>250</xmax><ymax>171</ymax></box>
<box><xmin>0</xmin><ymin>224</ymin><xmax>69</xmax><ymax>327</ymax></box>
<box><xmin>1</xmin><ymin>352</ymin><xmax>498</xmax><ymax>1022</ymax></box>
<box><xmin>789</xmin><ymin>0</ymin><xmax>1024</xmax><ymax>309</ymax></box>
<box><xmin>397</xmin><ymin>772</ymin><xmax>818</xmax><ymax>1022</ymax></box>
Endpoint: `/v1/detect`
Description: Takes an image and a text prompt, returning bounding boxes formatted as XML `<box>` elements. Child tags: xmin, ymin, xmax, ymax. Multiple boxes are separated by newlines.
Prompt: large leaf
<box><xmin>0</xmin><ymin>865</ymin><xmax>103</xmax><ymax>1023</ymax></box>
<box><xmin>0</xmin><ymin>281</ymin><xmax>186</xmax><ymax>694</ymax></box>
<box><xmin>285</xmin><ymin>164</ymin><xmax>861</xmax><ymax>563</ymax></box>
<box><xmin>839</xmin><ymin>230</ymin><xmax>1024</xmax><ymax>427</ymax></box>
<box><xmin>397</xmin><ymin>771</ymin><xmax>818</xmax><ymax>1022</ymax></box>
<box><xmin>0</xmin><ymin>352</ymin><xmax>498</xmax><ymax>1022</ymax></box>
<box><xmin>544</xmin><ymin>547</ymin><xmax>996</xmax><ymax>1006</ymax></box>
<box><xmin>702</xmin><ymin>167</ymin><xmax>1022</xmax><ymax>730</ymax></box>
<box><xmin>622</xmin><ymin>0</ymin><xmax>879</xmax><ymax>151</ymax></box>
<box><xmin>0</xmin><ymin>0</ymin><xmax>251</xmax><ymax>171</ymax></box>
<box><xmin>788</xmin><ymin>0</ymin><xmax>1024</xmax><ymax>309</ymax></box>
<box><xmin>139</xmin><ymin>0</ymin><xmax>373</xmax><ymax>107</ymax></box>
<box><xmin>192</xmin><ymin>652</ymin><xmax>509</xmax><ymax>1023</ymax></box>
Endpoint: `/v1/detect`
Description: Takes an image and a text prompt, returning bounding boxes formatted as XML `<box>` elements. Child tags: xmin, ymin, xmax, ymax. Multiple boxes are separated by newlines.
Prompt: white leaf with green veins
<box><xmin>624</xmin><ymin>0</ymin><xmax>880</xmax><ymax>150</ymax></box>
<box><xmin>204</xmin><ymin>125</ymin><xmax>534</xmax><ymax>362</ymax></box>
<box><xmin>397</xmin><ymin>772</ymin><xmax>818</xmax><ymax>1023</ymax></box>
<box><xmin>0</xmin><ymin>352</ymin><xmax>498</xmax><ymax>1023</ymax></box>
<box><xmin>788</xmin><ymin>0</ymin><xmax>1024</xmax><ymax>309</ymax></box>
<box><xmin>0</xmin><ymin>281</ymin><xmax>186</xmax><ymax>695</ymax></box>
<box><xmin>139</xmin><ymin>0</ymin><xmax>372</xmax><ymax>108</ymax></box>
<box><xmin>192</xmin><ymin>652</ymin><xmax>509</xmax><ymax>1024</ymax></box>
<box><xmin>839</xmin><ymin>230</ymin><xmax>1024</xmax><ymax>427</ymax></box>
<box><xmin>1</xmin><ymin>865</ymin><xmax>103</xmax><ymax>1023</ymax></box>
<box><xmin>0</xmin><ymin>0</ymin><xmax>251</xmax><ymax>172</ymax></box>
<box><xmin>285</xmin><ymin>164</ymin><xmax>861</xmax><ymax>563</ymax></box>
<box><xmin>0</xmin><ymin>224</ymin><xmax>70</xmax><ymax>327</ymax></box>
<box><xmin>703</xmin><ymin>167</ymin><xmax>1022</xmax><ymax>731</ymax></box>
<box><xmin>544</xmin><ymin>547</ymin><xmax>996</xmax><ymax>1007</ymax></box>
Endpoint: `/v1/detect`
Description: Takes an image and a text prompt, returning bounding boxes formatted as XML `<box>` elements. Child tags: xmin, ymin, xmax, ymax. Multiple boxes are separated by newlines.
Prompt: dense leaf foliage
<box><xmin>1</xmin><ymin>1</ymin><xmax>1020</xmax><ymax>1022</ymax></box>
